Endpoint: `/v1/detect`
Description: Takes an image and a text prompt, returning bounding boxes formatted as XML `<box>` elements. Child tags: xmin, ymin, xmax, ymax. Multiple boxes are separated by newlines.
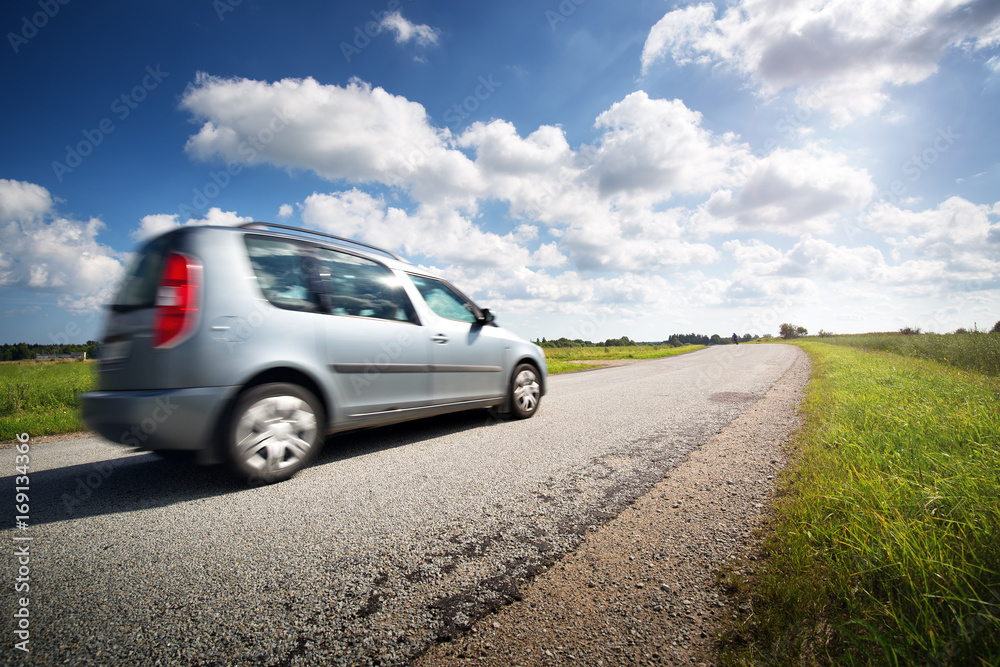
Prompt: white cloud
<box><xmin>277</xmin><ymin>204</ymin><xmax>293</xmax><ymax>219</ymax></box>
<box><xmin>864</xmin><ymin>197</ymin><xmax>1000</xmax><ymax>276</ymax></box>
<box><xmin>299</xmin><ymin>189</ymin><xmax>534</xmax><ymax>269</ymax></box>
<box><xmin>133</xmin><ymin>208</ymin><xmax>253</xmax><ymax>241</ymax></box>
<box><xmin>378</xmin><ymin>11</ymin><xmax>440</xmax><ymax>47</ymax></box>
<box><xmin>704</xmin><ymin>145</ymin><xmax>876</xmax><ymax>233</ymax></box>
<box><xmin>180</xmin><ymin>77</ymin><xmax>755</xmax><ymax>274</ymax></box>
<box><xmin>180</xmin><ymin>74</ymin><xmax>482</xmax><ymax>207</ymax></box>
<box><xmin>588</xmin><ymin>92</ymin><xmax>752</xmax><ymax>198</ymax></box>
<box><xmin>641</xmin><ymin>3</ymin><xmax>718</xmax><ymax>72</ymax></box>
<box><xmin>0</xmin><ymin>180</ymin><xmax>123</xmax><ymax>313</ymax></box>
<box><xmin>0</xmin><ymin>179</ymin><xmax>54</xmax><ymax>224</ymax></box>
<box><xmin>642</xmin><ymin>0</ymin><xmax>1000</xmax><ymax>126</ymax></box>
<box><xmin>175</xmin><ymin>72</ymin><xmax>998</xmax><ymax>335</ymax></box>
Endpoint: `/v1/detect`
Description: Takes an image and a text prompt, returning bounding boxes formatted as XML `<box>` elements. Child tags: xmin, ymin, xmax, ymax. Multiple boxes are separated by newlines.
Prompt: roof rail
<box><xmin>239</xmin><ymin>222</ymin><xmax>408</xmax><ymax>262</ymax></box>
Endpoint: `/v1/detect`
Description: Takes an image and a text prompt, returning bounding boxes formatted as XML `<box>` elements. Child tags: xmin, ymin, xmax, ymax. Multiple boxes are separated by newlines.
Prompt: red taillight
<box><xmin>152</xmin><ymin>252</ymin><xmax>202</xmax><ymax>348</ymax></box>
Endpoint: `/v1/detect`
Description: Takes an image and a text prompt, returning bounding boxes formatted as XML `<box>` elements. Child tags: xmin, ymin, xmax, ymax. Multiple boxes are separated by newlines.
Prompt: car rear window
<box><xmin>112</xmin><ymin>232</ymin><xmax>173</xmax><ymax>311</ymax></box>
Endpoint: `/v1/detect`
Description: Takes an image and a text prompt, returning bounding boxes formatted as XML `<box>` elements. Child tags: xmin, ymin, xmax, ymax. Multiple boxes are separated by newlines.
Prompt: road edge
<box><xmin>417</xmin><ymin>345</ymin><xmax>810</xmax><ymax>666</ymax></box>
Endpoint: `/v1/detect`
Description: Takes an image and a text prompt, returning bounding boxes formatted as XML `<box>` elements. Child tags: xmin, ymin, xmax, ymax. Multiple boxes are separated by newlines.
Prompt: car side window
<box><xmin>245</xmin><ymin>237</ymin><xmax>320</xmax><ymax>312</ymax></box>
<box><xmin>408</xmin><ymin>274</ymin><xmax>478</xmax><ymax>323</ymax></box>
<box><xmin>315</xmin><ymin>248</ymin><xmax>417</xmax><ymax>323</ymax></box>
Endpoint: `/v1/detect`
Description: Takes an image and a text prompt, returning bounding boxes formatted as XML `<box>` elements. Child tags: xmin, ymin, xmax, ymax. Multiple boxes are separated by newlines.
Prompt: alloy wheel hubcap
<box><xmin>234</xmin><ymin>395</ymin><xmax>317</xmax><ymax>474</ymax></box>
<box><xmin>513</xmin><ymin>369</ymin><xmax>540</xmax><ymax>412</ymax></box>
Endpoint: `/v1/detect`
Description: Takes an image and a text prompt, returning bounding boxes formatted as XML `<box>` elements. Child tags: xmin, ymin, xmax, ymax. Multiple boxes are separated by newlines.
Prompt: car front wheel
<box><xmin>508</xmin><ymin>363</ymin><xmax>541</xmax><ymax>419</ymax></box>
<box><xmin>228</xmin><ymin>383</ymin><xmax>325</xmax><ymax>484</ymax></box>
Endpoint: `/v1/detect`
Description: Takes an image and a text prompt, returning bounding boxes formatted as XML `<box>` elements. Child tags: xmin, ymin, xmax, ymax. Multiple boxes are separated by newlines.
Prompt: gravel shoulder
<box><xmin>418</xmin><ymin>346</ymin><xmax>810</xmax><ymax>666</ymax></box>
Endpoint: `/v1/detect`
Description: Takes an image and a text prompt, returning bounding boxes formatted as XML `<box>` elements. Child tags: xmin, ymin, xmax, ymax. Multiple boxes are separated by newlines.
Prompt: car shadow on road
<box><xmin>2</xmin><ymin>410</ymin><xmax>500</xmax><ymax>528</ymax></box>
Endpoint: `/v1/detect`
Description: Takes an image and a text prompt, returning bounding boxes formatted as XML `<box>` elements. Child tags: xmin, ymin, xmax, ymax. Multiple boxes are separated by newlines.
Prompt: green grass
<box><xmin>821</xmin><ymin>332</ymin><xmax>1000</xmax><ymax>377</ymax></box>
<box><xmin>720</xmin><ymin>341</ymin><xmax>1000</xmax><ymax>666</ymax></box>
<box><xmin>544</xmin><ymin>344</ymin><xmax>706</xmax><ymax>373</ymax></box>
<box><xmin>0</xmin><ymin>361</ymin><xmax>95</xmax><ymax>440</ymax></box>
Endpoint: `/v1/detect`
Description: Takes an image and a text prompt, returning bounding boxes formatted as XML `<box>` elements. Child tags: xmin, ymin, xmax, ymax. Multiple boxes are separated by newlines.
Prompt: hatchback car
<box><xmin>80</xmin><ymin>222</ymin><xmax>547</xmax><ymax>483</ymax></box>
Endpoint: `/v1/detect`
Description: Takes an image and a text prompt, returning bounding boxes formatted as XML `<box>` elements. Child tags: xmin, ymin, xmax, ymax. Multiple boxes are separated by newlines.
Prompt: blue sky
<box><xmin>2</xmin><ymin>0</ymin><xmax>999</xmax><ymax>344</ymax></box>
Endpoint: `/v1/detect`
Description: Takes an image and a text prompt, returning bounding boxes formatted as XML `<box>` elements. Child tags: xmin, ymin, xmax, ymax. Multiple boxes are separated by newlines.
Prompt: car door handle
<box><xmin>432</xmin><ymin>334</ymin><xmax>449</xmax><ymax>344</ymax></box>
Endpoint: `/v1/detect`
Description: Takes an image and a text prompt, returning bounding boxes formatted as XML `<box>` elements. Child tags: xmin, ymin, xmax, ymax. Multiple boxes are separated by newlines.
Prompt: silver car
<box><xmin>80</xmin><ymin>222</ymin><xmax>547</xmax><ymax>483</ymax></box>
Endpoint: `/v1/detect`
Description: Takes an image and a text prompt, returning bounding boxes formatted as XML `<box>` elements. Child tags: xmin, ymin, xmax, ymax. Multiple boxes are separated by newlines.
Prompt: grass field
<box><xmin>720</xmin><ymin>340</ymin><xmax>1000</xmax><ymax>665</ymax></box>
<box><xmin>544</xmin><ymin>343</ymin><xmax>706</xmax><ymax>374</ymax></box>
<box><xmin>821</xmin><ymin>332</ymin><xmax>1000</xmax><ymax>377</ymax></box>
<box><xmin>0</xmin><ymin>361</ymin><xmax>94</xmax><ymax>440</ymax></box>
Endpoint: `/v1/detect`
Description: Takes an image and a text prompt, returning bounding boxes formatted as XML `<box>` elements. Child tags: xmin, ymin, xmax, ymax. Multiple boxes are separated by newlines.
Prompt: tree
<box><xmin>779</xmin><ymin>323</ymin><xmax>807</xmax><ymax>339</ymax></box>
<box><xmin>991</xmin><ymin>320</ymin><xmax>1000</xmax><ymax>334</ymax></box>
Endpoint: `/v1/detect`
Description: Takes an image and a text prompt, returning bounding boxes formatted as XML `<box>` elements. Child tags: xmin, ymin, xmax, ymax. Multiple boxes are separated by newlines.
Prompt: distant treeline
<box><xmin>0</xmin><ymin>341</ymin><xmax>100</xmax><ymax>362</ymax></box>
<box><xmin>537</xmin><ymin>333</ymin><xmax>760</xmax><ymax>348</ymax></box>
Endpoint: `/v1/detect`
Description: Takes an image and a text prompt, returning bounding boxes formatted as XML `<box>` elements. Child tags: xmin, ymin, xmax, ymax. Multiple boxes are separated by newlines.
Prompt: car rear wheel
<box><xmin>228</xmin><ymin>383</ymin><xmax>325</xmax><ymax>484</ymax></box>
<box><xmin>508</xmin><ymin>363</ymin><xmax>541</xmax><ymax>419</ymax></box>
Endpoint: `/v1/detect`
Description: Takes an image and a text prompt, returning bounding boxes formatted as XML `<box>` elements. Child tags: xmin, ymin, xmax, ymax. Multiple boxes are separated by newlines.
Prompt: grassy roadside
<box><xmin>720</xmin><ymin>340</ymin><xmax>1000</xmax><ymax>665</ymax></box>
<box><xmin>0</xmin><ymin>361</ymin><xmax>93</xmax><ymax>440</ymax></box>
<box><xmin>544</xmin><ymin>343</ymin><xmax>706</xmax><ymax>374</ymax></box>
<box><xmin>822</xmin><ymin>332</ymin><xmax>1000</xmax><ymax>377</ymax></box>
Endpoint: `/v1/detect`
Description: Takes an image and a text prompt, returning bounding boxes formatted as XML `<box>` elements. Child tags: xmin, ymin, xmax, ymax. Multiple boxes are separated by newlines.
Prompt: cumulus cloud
<box><xmin>180</xmin><ymin>74</ymin><xmax>481</xmax><ymax>207</ymax></box>
<box><xmin>0</xmin><ymin>179</ymin><xmax>54</xmax><ymax>224</ymax></box>
<box><xmin>133</xmin><ymin>208</ymin><xmax>254</xmax><ymax>241</ymax></box>
<box><xmin>864</xmin><ymin>197</ymin><xmax>1000</xmax><ymax>279</ymax></box>
<box><xmin>642</xmin><ymin>0</ymin><xmax>1000</xmax><ymax>126</ymax></box>
<box><xmin>704</xmin><ymin>145</ymin><xmax>876</xmax><ymax>233</ymax></box>
<box><xmin>177</xmin><ymin>71</ymin><xmax>995</xmax><ymax>331</ymax></box>
<box><xmin>0</xmin><ymin>179</ymin><xmax>123</xmax><ymax>312</ymax></box>
<box><xmin>587</xmin><ymin>92</ymin><xmax>753</xmax><ymax>198</ymax></box>
<box><xmin>180</xmin><ymin>75</ymin><xmax>754</xmax><ymax>274</ymax></box>
<box><xmin>300</xmin><ymin>189</ymin><xmax>534</xmax><ymax>269</ymax></box>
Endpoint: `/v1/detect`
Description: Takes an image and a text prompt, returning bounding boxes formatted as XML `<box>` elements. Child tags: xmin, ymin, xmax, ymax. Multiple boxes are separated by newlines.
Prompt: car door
<box><xmin>406</xmin><ymin>274</ymin><xmax>506</xmax><ymax>405</ymax></box>
<box><xmin>314</xmin><ymin>247</ymin><xmax>431</xmax><ymax>419</ymax></box>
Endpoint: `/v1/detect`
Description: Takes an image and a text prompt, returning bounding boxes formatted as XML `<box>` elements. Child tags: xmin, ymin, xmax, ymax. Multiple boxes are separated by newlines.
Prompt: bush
<box><xmin>779</xmin><ymin>323</ymin><xmax>807</xmax><ymax>339</ymax></box>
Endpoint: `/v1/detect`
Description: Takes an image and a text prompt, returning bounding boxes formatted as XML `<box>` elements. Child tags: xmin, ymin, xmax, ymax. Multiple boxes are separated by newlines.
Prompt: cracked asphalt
<box><xmin>1</xmin><ymin>344</ymin><xmax>801</xmax><ymax>666</ymax></box>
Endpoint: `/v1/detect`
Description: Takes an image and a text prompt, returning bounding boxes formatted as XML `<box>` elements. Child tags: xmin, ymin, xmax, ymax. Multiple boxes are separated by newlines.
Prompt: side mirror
<box><xmin>477</xmin><ymin>308</ymin><xmax>495</xmax><ymax>325</ymax></box>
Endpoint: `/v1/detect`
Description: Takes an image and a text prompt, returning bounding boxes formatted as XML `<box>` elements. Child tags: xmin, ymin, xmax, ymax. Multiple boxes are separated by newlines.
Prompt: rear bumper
<box><xmin>79</xmin><ymin>386</ymin><xmax>238</xmax><ymax>462</ymax></box>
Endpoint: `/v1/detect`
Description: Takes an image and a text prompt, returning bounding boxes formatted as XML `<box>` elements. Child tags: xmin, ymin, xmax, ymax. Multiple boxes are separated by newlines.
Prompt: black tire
<box><xmin>507</xmin><ymin>363</ymin><xmax>542</xmax><ymax>419</ymax></box>
<box><xmin>227</xmin><ymin>383</ymin><xmax>325</xmax><ymax>484</ymax></box>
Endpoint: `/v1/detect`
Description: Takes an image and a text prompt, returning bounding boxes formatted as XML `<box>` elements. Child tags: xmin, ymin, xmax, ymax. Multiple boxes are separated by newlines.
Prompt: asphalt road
<box><xmin>2</xmin><ymin>344</ymin><xmax>800</xmax><ymax>666</ymax></box>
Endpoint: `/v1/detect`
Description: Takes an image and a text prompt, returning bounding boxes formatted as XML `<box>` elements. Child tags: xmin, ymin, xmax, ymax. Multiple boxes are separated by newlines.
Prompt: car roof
<box><xmin>184</xmin><ymin>222</ymin><xmax>443</xmax><ymax>277</ymax></box>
